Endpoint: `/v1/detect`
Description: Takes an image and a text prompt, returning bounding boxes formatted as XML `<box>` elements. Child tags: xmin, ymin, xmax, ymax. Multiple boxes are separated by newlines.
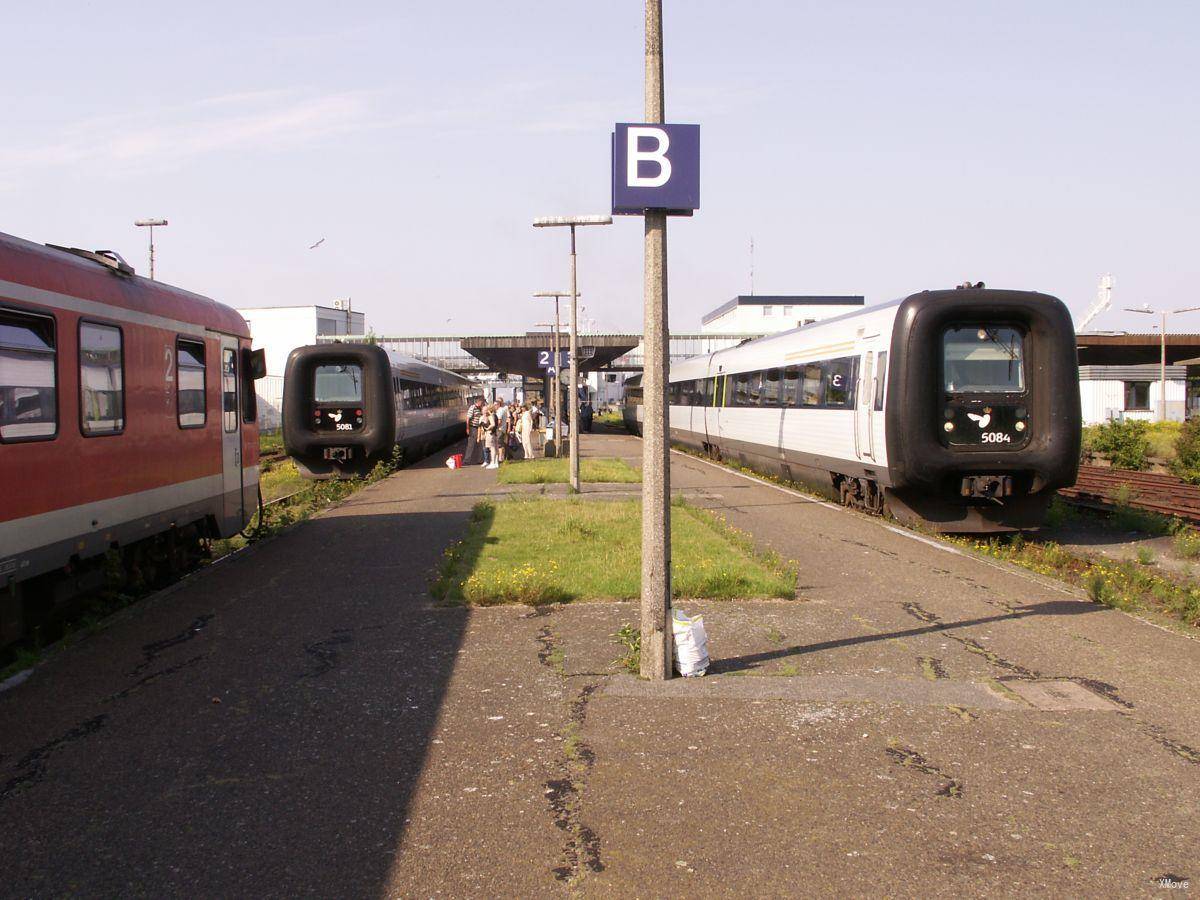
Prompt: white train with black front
<box><xmin>627</xmin><ymin>285</ymin><xmax>1081</xmax><ymax>532</ymax></box>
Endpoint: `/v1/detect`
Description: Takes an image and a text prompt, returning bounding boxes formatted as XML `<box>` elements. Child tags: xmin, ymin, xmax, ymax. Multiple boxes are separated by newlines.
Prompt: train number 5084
<box><xmin>981</xmin><ymin>432</ymin><xmax>1012</xmax><ymax>443</ymax></box>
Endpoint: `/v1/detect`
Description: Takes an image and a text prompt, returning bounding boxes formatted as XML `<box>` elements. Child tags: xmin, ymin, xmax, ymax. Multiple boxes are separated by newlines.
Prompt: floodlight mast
<box><xmin>134</xmin><ymin>218</ymin><xmax>168</xmax><ymax>279</ymax></box>
<box><xmin>534</xmin><ymin>290</ymin><xmax>579</xmax><ymax>457</ymax></box>
<box><xmin>1123</xmin><ymin>303</ymin><xmax>1200</xmax><ymax>422</ymax></box>
<box><xmin>532</xmin><ymin>217</ymin><xmax>612</xmax><ymax>491</ymax></box>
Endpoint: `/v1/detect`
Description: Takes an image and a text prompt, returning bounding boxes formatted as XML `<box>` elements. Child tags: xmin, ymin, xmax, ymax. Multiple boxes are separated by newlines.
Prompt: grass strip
<box><xmin>432</xmin><ymin>496</ymin><xmax>797</xmax><ymax>606</ymax></box>
<box><xmin>496</xmin><ymin>457</ymin><xmax>642</xmax><ymax>484</ymax></box>
<box><xmin>949</xmin><ymin>533</ymin><xmax>1200</xmax><ymax>627</ymax></box>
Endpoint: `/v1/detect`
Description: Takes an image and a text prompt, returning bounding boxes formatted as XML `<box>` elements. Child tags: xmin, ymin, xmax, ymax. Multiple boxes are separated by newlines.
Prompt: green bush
<box><xmin>1146</xmin><ymin>421</ymin><xmax>1183</xmax><ymax>460</ymax></box>
<box><xmin>1170</xmin><ymin>417</ymin><xmax>1200</xmax><ymax>484</ymax></box>
<box><xmin>1089</xmin><ymin>419</ymin><xmax>1151</xmax><ymax>471</ymax></box>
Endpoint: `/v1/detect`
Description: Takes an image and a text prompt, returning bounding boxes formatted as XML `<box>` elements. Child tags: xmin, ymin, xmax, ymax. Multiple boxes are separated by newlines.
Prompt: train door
<box><xmin>855</xmin><ymin>347</ymin><xmax>876</xmax><ymax>462</ymax></box>
<box><xmin>220</xmin><ymin>336</ymin><xmax>244</xmax><ymax>530</ymax></box>
<box><xmin>700</xmin><ymin>354</ymin><xmax>717</xmax><ymax>447</ymax></box>
<box><xmin>706</xmin><ymin>371</ymin><xmax>725</xmax><ymax>449</ymax></box>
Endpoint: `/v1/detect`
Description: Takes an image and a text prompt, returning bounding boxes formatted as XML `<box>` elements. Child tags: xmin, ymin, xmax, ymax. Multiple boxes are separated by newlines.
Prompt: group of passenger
<box><xmin>462</xmin><ymin>397</ymin><xmax>548</xmax><ymax>468</ymax></box>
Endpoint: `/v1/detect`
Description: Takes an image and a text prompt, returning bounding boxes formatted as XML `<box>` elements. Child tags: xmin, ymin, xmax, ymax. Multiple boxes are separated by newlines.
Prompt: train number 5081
<box><xmin>981</xmin><ymin>432</ymin><xmax>1012</xmax><ymax>443</ymax></box>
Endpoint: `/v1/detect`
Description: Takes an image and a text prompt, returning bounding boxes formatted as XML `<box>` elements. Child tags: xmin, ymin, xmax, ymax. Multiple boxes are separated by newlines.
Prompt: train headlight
<box><xmin>944</xmin><ymin>421</ymin><xmax>955</xmax><ymax>432</ymax></box>
<box><xmin>977</xmin><ymin>328</ymin><xmax>988</xmax><ymax>340</ymax></box>
<box><xmin>1015</xmin><ymin>421</ymin><xmax>1026</xmax><ymax>432</ymax></box>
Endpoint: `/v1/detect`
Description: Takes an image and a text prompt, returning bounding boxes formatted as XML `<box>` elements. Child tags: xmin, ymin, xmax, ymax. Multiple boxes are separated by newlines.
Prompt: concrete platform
<box><xmin>1</xmin><ymin>433</ymin><xmax>1198</xmax><ymax>896</ymax></box>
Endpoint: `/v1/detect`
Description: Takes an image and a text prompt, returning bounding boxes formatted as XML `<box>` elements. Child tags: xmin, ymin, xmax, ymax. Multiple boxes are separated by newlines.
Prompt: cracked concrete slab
<box><xmin>604</xmin><ymin>672</ymin><xmax>1020</xmax><ymax>709</ymax></box>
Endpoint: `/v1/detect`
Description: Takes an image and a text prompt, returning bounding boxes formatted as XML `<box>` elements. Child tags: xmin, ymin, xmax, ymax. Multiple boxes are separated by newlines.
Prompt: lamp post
<box><xmin>134</xmin><ymin>218</ymin><xmax>168</xmax><ymax>279</ymax></box>
<box><xmin>1123</xmin><ymin>304</ymin><xmax>1200</xmax><ymax>421</ymax></box>
<box><xmin>534</xmin><ymin>292</ymin><xmax>578</xmax><ymax>458</ymax></box>
<box><xmin>533</xmin><ymin>215</ymin><xmax>612</xmax><ymax>491</ymax></box>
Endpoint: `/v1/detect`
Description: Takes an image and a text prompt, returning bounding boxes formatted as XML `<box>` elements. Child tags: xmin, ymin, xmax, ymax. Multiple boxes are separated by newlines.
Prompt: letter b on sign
<box><xmin>612</xmin><ymin>123</ymin><xmax>699</xmax><ymax>216</ymax></box>
<box><xmin>627</xmin><ymin>127</ymin><xmax>672</xmax><ymax>188</ymax></box>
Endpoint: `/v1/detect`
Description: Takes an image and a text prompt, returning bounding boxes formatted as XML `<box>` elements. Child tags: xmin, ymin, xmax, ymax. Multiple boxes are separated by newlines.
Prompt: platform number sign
<box><xmin>611</xmin><ymin>123</ymin><xmax>700</xmax><ymax>216</ymax></box>
<box><xmin>538</xmin><ymin>350</ymin><xmax>569</xmax><ymax>369</ymax></box>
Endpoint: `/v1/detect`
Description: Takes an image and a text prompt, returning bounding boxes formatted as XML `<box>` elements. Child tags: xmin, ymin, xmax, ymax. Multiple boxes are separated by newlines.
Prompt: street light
<box><xmin>534</xmin><ymin>291</ymin><xmax>579</xmax><ymax>458</ymax></box>
<box><xmin>533</xmin><ymin>215</ymin><xmax>612</xmax><ymax>491</ymax></box>
<box><xmin>134</xmin><ymin>218</ymin><xmax>168</xmax><ymax>279</ymax></box>
<box><xmin>1123</xmin><ymin>304</ymin><xmax>1200</xmax><ymax>421</ymax></box>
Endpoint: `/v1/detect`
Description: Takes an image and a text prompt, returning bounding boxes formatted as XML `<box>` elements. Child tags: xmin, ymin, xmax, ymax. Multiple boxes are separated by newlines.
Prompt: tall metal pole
<box><xmin>148</xmin><ymin>224</ymin><xmax>156</xmax><ymax>280</ymax></box>
<box><xmin>640</xmin><ymin>0</ymin><xmax>672</xmax><ymax>680</ymax></box>
<box><xmin>554</xmin><ymin>296</ymin><xmax>562</xmax><ymax>458</ymax></box>
<box><xmin>1161</xmin><ymin>310</ymin><xmax>1168</xmax><ymax>423</ymax></box>
<box><xmin>569</xmin><ymin>226</ymin><xmax>581</xmax><ymax>491</ymax></box>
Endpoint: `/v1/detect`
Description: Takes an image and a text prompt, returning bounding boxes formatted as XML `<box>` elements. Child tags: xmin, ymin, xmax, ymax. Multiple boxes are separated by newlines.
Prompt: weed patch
<box><xmin>612</xmin><ymin>623</ymin><xmax>641</xmax><ymax>674</ymax></box>
<box><xmin>952</xmin><ymin>535</ymin><xmax>1200</xmax><ymax>627</ymax></box>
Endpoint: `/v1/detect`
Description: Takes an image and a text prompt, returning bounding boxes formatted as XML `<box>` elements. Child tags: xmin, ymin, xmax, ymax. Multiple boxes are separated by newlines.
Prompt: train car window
<box><xmin>314</xmin><ymin>364</ymin><xmax>363</xmax><ymax>403</ymax></box>
<box><xmin>733</xmin><ymin>371</ymin><xmax>752</xmax><ymax>407</ymax></box>
<box><xmin>800</xmin><ymin>364</ymin><xmax>823</xmax><ymax>406</ymax></box>
<box><xmin>177</xmin><ymin>339</ymin><xmax>207</xmax><ymax>428</ymax></box>
<box><xmin>874</xmin><ymin>352</ymin><xmax>888</xmax><ymax>411</ymax></box>
<box><xmin>79</xmin><ymin>322</ymin><xmax>124</xmax><ymax>436</ymax></box>
<box><xmin>942</xmin><ymin>326</ymin><xmax>1024</xmax><ymax>393</ymax></box>
<box><xmin>782</xmin><ymin>367</ymin><xmax>799</xmax><ymax>406</ymax></box>
<box><xmin>746</xmin><ymin>371</ymin><xmax>764</xmax><ymax>406</ymax></box>
<box><xmin>176</xmin><ymin>343</ymin><xmax>207</xmax><ymax>432</ymax></box>
<box><xmin>222</xmin><ymin>349</ymin><xmax>238</xmax><ymax>433</ymax></box>
<box><xmin>825</xmin><ymin>357</ymin><xmax>856</xmax><ymax>407</ymax></box>
<box><xmin>0</xmin><ymin>308</ymin><xmax>57</xmax><ymax>441</ymax></box>
<box><xmin>763</xmin><ymin>368</ymin><xmax>782</xmax><ymax>406</ymax></box>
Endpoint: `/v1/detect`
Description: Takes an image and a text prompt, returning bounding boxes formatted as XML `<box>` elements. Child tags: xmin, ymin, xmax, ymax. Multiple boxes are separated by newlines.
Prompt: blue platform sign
<box><xmin>611</xmin><ymin>123</ymin><xmax>699</xmax><ymax>216</ymax></box>
<box><xmin>537</xmin><ymin>350</ymin><xmax>570</xmax><ymax>369</ymax></box>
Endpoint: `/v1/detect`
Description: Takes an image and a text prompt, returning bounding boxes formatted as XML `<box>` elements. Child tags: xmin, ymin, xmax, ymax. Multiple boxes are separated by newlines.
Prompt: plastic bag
<box><xmin>672</xmin><ymin>608</ymin><xmax>709</xmax><ymax>677</ymax></box>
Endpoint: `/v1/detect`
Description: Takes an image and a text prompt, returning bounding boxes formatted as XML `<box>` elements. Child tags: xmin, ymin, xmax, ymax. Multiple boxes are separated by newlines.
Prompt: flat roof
<box><xmin>234</xmin><ymin>304</ymin><xmax>363</xmax><ymax>314</ymax></box>
<box><xmin>701</xmin><ymin>295</ymin><xmax>864</xmax><ymax>326</ymax></box>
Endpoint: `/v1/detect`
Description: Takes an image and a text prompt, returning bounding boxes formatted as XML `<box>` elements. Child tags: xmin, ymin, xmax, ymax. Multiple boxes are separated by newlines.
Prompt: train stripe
<box><xmin>0</xmin><ymin>276</ymin><xmax>208</xmax><ymax>337</ymax></box>
<box><xmin>0</xmin><ymin>466</ymin><xmax>259</xmax><ymax>558</ymax></box>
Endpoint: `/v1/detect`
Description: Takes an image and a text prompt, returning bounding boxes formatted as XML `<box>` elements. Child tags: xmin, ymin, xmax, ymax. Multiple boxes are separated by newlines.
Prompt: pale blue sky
<box><xmin>3</xmin><ymin>1</ymin><xmax>1197</xmax><ymax>335</ymax></box>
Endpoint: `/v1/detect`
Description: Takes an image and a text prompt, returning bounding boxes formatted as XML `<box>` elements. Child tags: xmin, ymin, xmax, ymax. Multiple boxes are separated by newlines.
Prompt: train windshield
<box><xmin>314</xmin><ymin>364</ymin><xmax>363</xmax><ymax>403</ymax></box>
<box><xmin>942</xmin><ymin>326</ymin><xmax>1024</xmax><ymax>393</ymax></box>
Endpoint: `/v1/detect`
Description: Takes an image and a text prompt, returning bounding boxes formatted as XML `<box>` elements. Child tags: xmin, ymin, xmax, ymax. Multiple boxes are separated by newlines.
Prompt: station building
<box><xmin>1075</xmin><ymin>333</ymin><xmax>1200</xmax><ymax>424</ymax></box>
<box><xmin>700</xmin><ymin>295</ymin><xmax>864</xmax><ymax>334</ymax></box>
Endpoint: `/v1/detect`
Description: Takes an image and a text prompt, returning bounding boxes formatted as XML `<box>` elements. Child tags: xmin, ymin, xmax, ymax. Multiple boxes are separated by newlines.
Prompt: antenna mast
<box><xmin>1077</xmin><ymin>273</ymin><xmax>1114</xmax><ymax>332</ymax></box>
<box><xmin>749</xmin><ymin>236</ymin><xmax>754</xmax><ymax>296</ymax></box>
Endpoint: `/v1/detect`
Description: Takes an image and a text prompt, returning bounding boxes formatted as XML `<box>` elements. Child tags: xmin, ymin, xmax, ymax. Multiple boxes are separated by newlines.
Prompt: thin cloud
<box><xmin>0</xmin><ymin>90</ymin><xmax>377</xmax><ymax>176</ymax></box>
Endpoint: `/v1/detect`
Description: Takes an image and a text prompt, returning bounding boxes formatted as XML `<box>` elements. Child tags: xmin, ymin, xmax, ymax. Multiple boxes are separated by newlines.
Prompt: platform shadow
<box><xmin>709</xmin><ymin>600</ymin><xmax>1100</xmax><ymax>674</ymax></box>
<box><xmin>0</xmin><ymin>505</ymin><xmax>483</xmax><ymax>897</ymax></box>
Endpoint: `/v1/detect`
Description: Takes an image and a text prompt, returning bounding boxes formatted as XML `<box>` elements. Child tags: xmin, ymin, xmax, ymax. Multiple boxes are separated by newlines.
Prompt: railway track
<box><xmin>1059</xmin><ymin>464</ymin><xmax>1200</xmax><ymax>524</ymax></box>
<box><xmin>260</xmin><ymin>450</ymin><xmax>287</xmax><ymax>469</ymax></box>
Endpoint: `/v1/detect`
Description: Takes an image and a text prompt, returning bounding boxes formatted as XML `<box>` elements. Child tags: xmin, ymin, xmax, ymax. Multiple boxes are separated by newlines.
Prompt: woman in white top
<box><xmin>518</xmin><ymin>404</ymin><xmax>535</xmax><ymax>460</ymax></box>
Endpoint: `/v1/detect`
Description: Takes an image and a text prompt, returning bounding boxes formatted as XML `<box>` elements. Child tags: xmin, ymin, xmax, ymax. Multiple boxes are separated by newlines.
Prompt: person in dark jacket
<box><xmin>463</xmin><ymin>398</ymin><xmax>484</xmax><ymax>465</ymax></box>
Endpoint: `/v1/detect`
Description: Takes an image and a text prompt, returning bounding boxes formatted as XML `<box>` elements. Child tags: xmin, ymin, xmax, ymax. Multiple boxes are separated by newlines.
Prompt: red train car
<box><xmin>0</xmin><ymin>231</ymin><xmax>263</xmax><ymax>644</ymax></box>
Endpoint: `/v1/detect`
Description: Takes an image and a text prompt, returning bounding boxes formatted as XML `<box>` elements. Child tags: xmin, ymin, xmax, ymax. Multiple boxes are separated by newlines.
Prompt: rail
<box><xmin>1058</xmin><ymin>464</ymin><xmax>1200</xmax><ymax>524</ymax></box>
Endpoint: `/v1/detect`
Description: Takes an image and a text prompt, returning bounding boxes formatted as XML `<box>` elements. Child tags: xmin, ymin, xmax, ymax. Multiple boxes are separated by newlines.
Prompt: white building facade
<box><xmin>234</xmin><ymin>303</ymin><xmax>367</xmax><ymax>430</ymax></box>
<box><xmin>700</xmin><ymin>295</ymin><xmax>865</xmax><ymax>335</ymax></box>
<box><xmin>1078</xmin><ymin>365</ymin><xmax>1188</xmax><ymax>424</ymax></box>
